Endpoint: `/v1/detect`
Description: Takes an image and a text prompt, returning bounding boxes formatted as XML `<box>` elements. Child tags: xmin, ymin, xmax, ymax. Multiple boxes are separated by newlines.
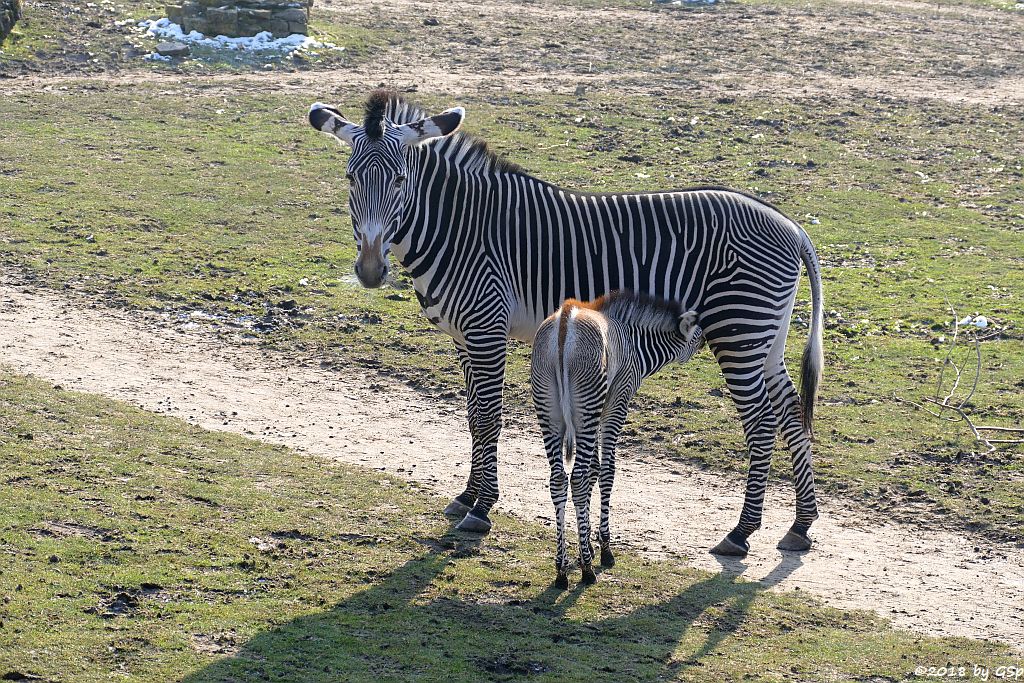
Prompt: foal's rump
<box><xmin>531</xmin><ymin>306</ymin><xmax>610</xmax><ymax>465</ymax></box>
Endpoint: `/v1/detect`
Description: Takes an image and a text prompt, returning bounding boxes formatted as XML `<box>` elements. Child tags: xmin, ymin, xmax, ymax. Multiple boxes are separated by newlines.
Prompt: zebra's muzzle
<box><xmin>354</xmin><ymin>233</ymin><xmax>388</xmax><ymax>288</ymax></box>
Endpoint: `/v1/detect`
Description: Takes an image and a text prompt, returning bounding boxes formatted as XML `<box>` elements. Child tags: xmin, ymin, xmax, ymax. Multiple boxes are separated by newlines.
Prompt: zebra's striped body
<box><xmin>531</xmin><ymin>292</ymin><xmax>704</xmax><ymax>586</ymax></box>
<box><xmin>308</xmin><ymin>91</ymin><xmax>825</xmax><ymax>555</ymax></box>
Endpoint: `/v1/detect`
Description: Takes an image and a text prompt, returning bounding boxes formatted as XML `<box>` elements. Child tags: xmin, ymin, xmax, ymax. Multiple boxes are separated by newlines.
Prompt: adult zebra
<box><xmin>308</xmin><ymin>90</ymin><xmax>825</xmax><ymax>556</ymax></box>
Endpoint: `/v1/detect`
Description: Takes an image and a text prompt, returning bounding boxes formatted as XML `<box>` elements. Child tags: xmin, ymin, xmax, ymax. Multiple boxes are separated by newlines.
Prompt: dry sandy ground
<box><xmin>1</xmin><ymin>281</ymin><xmax>1022</xmax><ymax>649</ymax></box>
<box><xmin>3</xmin><ymin>0</ymin><xmax>1023</xmax><ymax>105</ymax></box>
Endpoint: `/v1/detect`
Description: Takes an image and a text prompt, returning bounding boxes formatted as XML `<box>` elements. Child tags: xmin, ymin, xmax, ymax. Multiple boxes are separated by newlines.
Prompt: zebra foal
<box><xmin>531</xmin><ymin>291</ymin><xmax>704</xmax><ymax>587</ymax></box>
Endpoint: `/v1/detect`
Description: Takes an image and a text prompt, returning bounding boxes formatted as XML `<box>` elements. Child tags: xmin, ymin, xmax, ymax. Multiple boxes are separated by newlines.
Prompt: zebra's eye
<box><xmin>394</xmin><ymin>175</ymin><xmax>406</xmax><ymax>187</ymax></box>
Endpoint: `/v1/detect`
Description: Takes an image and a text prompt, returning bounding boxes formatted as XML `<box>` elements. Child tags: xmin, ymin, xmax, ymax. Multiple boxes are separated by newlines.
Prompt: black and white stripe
<box><xmin>309</xmin><ymin>90</ymin><xmax>825</xmax><ymax>555</ymax></box>
<box><xmin>531</xmin><ymin>292</ymin><xmax>704</xmax><ymax>586</ymax></box>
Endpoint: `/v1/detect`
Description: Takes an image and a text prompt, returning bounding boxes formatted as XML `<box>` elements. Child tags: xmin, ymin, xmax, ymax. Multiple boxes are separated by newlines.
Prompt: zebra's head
<box><xmin>675</xmin><ymin>311</ymin><xmax>705</xmax><ymax>362</ymax></box>
<box><xmin>308</xmin><ymin>94</ymin><xmax>465</xmax><ymax>288</ymax></box>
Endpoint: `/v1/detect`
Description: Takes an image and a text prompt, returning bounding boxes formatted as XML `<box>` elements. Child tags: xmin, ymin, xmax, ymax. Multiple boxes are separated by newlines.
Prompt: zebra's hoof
<box><xmin>580</xmin><ymin>563</ymin><xmax>597</xmax><ymax>585</ymax></box>
<box><xmin>600</xmin><ymin>545</ymin><xmax>615</xmax><ymax>568</ymax></box>
<box><xmin>710</xmin><ymin>534</ymin><xmax>749</xmax><ymax>557</ymax></box>
<box><xmin>554</xmin><ymin>572</ymin><xmax>569</xmax><ymax>590</ymax></box>
<box><xmin>455</xmin><ymin>513</ymin><xmax>492</xmax><ymax>534</ymax></box>
<box><xmin>777</xmin><ymin>530</ymin><xmax>812</xmax><ymax>552</ymax></box>
<box><xmin>443</xmin><ymin>498</ymin><xmax>472</xmax><ymax>517</ymax></box>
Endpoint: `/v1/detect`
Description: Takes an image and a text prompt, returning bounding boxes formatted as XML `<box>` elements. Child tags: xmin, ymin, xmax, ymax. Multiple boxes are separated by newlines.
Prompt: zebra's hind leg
<box><xmin>545</xmin><ymin>437</ymin><xmax>572</xmax><ymax>589</ymax></box>
<box><xmin>597</xmin><ymin>403</ymin><xmax>626</xmax><ymax>568</ymax></box>
<box><xmin>766</xmin><ymin>361</ymin><xmax>818</xmax><ymax>552</ymax></box>
<box><xmin>570</xmin><ymin>428</ymin><xmax>600</xmax><ymax>585</ymax></box>
<box><xmin>710</xmin><ymin>366</ymin><xmax>777</xmax><ymax>558</ymax></box>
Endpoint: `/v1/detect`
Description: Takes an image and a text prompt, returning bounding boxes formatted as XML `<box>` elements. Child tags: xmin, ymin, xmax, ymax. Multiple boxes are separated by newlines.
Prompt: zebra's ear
<box><xmin>396</xmin><ymin>107</ymin><xmax>465</xmax><ymax>146</ymax></box>
<box><xmin>677</xmin><ymin>311</ymin><xmax>699</xmax><ymax>338</ymax></box>
<box><xmin>309</xmin><ymin>102</ymin><xmax>359</xmax><ymax>146</ymax></box>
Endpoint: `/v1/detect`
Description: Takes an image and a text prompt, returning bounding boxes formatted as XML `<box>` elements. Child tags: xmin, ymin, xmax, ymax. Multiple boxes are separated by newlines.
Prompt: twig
<box><xmin>892</xmin><ymin>302</ymin><xmax>1023</xmax><ymax>454</ymax></box>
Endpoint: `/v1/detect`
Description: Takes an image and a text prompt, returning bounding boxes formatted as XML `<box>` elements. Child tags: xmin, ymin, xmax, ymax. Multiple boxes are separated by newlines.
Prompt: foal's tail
<box><xmin>557</xmin><ymin>305</ymin><xmax>576</xmax><ymax>467</ymax></box>
<box><xmin>798</xmin><ymin>228</ymin><xmax>825</xmax><ymax>437</ymax></box>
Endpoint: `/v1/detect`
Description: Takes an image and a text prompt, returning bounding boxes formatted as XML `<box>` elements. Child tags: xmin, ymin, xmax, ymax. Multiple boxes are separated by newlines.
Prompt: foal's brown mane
<box><xmin>562</xmin><ymin>291</ymin><xmax>685</xmax><ymax>333</ymax></box>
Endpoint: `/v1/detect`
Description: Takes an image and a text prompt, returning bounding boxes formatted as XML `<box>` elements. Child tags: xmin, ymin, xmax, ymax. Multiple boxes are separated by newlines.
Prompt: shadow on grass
<box><xmin>182</xmin><ymin>533</ymin><xmax>802</xmax><ymax>683</ymax></box>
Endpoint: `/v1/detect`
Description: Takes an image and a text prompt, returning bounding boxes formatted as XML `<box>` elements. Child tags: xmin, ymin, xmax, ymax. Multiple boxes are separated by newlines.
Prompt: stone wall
<box><xmin>166</xmin><ymin>1</ymin><xmax>313</xmax><ymax>38</ymax></box>
<box><xmin>0</xmin><ymin>0</ymin><xmax>21</xmax><ymax>45</ymax></box>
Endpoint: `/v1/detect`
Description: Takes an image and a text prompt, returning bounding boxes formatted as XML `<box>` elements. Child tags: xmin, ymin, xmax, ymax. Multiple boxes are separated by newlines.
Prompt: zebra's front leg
<box><xmin>710</xmin><ymin>377</ymin><xmax>777</xmax><ymax>558</ymax></box>
<box><xmin>443</xmin><ymin>343</ymin><xmax>482</xmax><ymax>519</ymax></box>
<box><xmin>453</xmin><ymin>331</ymin><xmax>508</xmax><ymax>534</ymax></box>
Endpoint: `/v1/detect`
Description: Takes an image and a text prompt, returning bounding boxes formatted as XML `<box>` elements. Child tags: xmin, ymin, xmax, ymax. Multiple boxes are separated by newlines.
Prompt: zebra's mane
<box><xmin>366</xmin><ymin>89</ymin><xmax>526</xmax><ymax>175</ymax></box>
<box><xmin>579</xmin><ymin>291</ymin><xmax>686</xmax><ymax>333</ymax></box>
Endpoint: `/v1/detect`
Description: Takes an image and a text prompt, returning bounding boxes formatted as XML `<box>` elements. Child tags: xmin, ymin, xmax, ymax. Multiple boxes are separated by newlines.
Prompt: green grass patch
<box><xmin>0</xmin><ymin>372</ymin><xmax>1019</xmax><ymax>681</ymax></box>
<box><xmin>1</xmin><ymin>85</ymin><xmax>1022</xmax><ymax>544</ymax></box>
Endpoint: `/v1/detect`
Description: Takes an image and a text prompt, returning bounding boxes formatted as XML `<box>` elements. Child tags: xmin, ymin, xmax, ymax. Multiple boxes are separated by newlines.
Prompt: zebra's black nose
<box><xmin>354</xmin><ymin>262</ymin><xmax>388</xmax><ymax>289</ymax></box>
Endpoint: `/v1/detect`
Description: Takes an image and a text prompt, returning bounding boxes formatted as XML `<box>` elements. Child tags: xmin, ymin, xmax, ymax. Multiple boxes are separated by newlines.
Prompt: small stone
<box><xmin>156</xmin><ymin>41</ymin><xmax>191</xmax><ymax>57</ymax></box>
<box><xmin>423</xmin><ymin>17</ymin><xmax>439</xmax><ymax>26</ymax></box>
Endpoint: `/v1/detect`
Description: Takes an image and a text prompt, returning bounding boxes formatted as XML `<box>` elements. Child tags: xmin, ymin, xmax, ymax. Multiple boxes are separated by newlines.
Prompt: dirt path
<box><xmin>4</xmin><ymin>0</ymin><xmax>1023</xmax><ymax>105</ymax></box>
<box><xmin>1</xmin><ymin>282</ymin><xmax>1023</xmax><ymax>649</ymax></box>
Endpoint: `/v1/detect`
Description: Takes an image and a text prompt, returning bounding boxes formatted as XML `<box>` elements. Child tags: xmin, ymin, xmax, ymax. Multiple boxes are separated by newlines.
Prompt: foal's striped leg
<box><xmin>570</xmin><ymin>422</ymin><xmax>601</xmax><ymax>585</ymax></box>
<box><xmin>596</xmin><ymin>397</ymin><xmax>628</xmax><ymax>568</ymax></box>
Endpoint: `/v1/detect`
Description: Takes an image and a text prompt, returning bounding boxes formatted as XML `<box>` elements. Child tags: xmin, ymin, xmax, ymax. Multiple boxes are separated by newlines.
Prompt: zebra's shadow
<box><xmin>181</xmin><ymin>531</ymin><xmax>801</xmax><ymax>683</ymax></box>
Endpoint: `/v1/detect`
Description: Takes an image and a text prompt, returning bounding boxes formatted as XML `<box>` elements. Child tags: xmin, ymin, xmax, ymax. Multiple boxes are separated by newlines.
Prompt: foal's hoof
<box><xmin>599</xmin><ymin>545</ymin><xmax>615</xmax><ymax>568</ymax></box>
<box><xmin>710</xmin><ymin>534</ymin><xmax>749</xmax><ymax>557</ymax></box>
<box><xmin>777</xmin><ymin>529</ymin><xmax>812</xmax><ymax>552</ymax></box>
<box><xmin>554</xmin><ymin>572</ymin><xmax>569</xmax><ymax>590</ymax></box>
<box><xmin>580</xmin><ymin>563</ymin><xmax>597</xmax><ymax>585</ymax></box>
<box><xmin>443</xmin><ymin>498</ymin><xmax>472</xmax><ymax>517</ymax></box>
<box><xmin>455</xmin><ymin>513</ymin><xmax>492</xmax><ymax>534</ymax></box>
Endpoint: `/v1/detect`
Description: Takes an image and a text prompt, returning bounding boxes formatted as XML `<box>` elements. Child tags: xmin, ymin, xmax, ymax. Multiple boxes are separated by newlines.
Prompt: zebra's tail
<box><xmin>798</xmin><ymin>228</ymin><xmax>825</xmax><ymax>437</ymax></box>
<box><xmin>557</xmin><ymin>305</ymin><xmax>576</xmax><ymax>467</ymax></box>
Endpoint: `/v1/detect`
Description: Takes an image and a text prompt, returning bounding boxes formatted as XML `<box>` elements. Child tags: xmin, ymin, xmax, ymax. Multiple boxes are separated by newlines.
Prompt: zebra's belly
<box><xmin>508</xmin><ymin>305</ymin><xmax>544</xmax><ymax>344</ymax></box>
<box><xmin>421</xmin><ymin>305</ymin><xmax>466</xmax><ymax>346</ymax></box>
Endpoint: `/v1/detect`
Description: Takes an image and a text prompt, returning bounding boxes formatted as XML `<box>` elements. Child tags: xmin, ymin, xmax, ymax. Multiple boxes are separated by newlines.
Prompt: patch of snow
<box><xmin>956</xmin><ymin>315</ymin><xmax>990</xmax><ymax>329</ymax></box>
<box><xmin>137</xmin><ymin>18</ymin><xmax>345</xmax><ymax>54</ymax></box>
<box><xmin>144</xmin><ymin>52</ymin><xmax>172</xmax><ymax>62</ymax></box>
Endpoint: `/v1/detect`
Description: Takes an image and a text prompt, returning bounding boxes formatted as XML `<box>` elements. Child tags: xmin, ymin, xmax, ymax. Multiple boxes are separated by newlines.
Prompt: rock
<box><xmin>156</xmin><ymin>41</ymin><xmax>191</xmax><ymax>57</ymax></box>
<box><xmin>423</xmin><ymin>17</ymin><xmax>439</xmax><ymax>26</ymax></box>
<box><xmin>205</xmin><ymin>6</ymin><xmax>239</xmax><ymax>35</ymax></box>
<box><xmin>274</xmin><ymin>7</ymin><xmax>306</xmax><ymax>22</ymax></box>
<box><xmin>181</xmin><ymin>16</ymin><xmax>208</xmax><ymax>34</ymax></box>
<box><xmin>165</xmin><ymin>1</ymin><xmax>311</xmax><ymax>38</ymax></box>
<box><xmin>238</xmin><ymin>7</ymin><xmax>271</xmax><ymax>20</ymax></box>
